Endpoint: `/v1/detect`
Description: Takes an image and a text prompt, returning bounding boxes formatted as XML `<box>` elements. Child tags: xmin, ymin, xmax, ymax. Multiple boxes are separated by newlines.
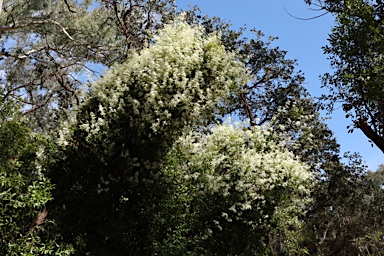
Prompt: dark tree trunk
<box><xmin>358</xmin><ymin>115</ymin><xmax>384</xmax><ymax>154</ymax></box>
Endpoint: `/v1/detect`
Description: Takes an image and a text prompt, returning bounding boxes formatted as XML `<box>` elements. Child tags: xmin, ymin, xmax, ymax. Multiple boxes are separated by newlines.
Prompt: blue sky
<box><xmin>176</xmin><ymin>0</ymin><xmax>382</xmax><ymax>170</ymax></box>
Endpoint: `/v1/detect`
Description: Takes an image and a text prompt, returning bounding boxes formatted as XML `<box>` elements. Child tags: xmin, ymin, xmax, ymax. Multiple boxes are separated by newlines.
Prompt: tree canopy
<box><xmin>0</xmin><ymin>0</ymin><xmax>176</xmax><ymax>131</ymax></box>
<box><xmin>306</xmin><ymin>0</ymin><xmax>384</xmax><ymax>153</ymax></box>
<box><xmin>0</xmin><ymin>1</ymin><xmax>383</xmax><ymax>255</ymax></box>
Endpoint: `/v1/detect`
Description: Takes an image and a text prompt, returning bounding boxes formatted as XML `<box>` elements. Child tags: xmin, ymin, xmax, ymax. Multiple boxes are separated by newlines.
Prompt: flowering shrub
<box><xmin>68</xmin><ymin>15</ymin><xmax>249</xmax><ymax>152</ymax></box>
<box><xmin>49</xmin><ymin>16</ymin><xmax>252</xmax><ymax>255</ymax></box>
<box><xmin>49</xmin><ymin>16</ymin><xmax>314</xmax><ymax>255</ymax></box>
<box><xmin>160</xmin><ymin>121</ymin><xmax>312</xmax><ymax>255</ymax></box>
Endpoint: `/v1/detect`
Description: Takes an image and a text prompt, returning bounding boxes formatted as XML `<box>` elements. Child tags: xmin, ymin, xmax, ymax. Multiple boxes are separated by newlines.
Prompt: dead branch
<box><xmin>29</xmin><ymin>207</ymin><xmax>48</xmax><ymax>232</ymax></box>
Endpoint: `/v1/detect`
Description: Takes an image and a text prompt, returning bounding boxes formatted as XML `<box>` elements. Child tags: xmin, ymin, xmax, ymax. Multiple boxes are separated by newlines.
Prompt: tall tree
<box><xmin>301</xmin><ymin>2</ymin><xmax>384</xmax><ymax>254</ymax></box>
<box><xmin>0</xmin><ymin>0</ymin><xmax>175</xmax><ymax>131</ymax></box>
<box><xmin>188</xmin><ymin>7</ymin><xmax>384</xmax><ymax>255</ymax></box>
<box><xmin>305</xmin><ymin>0</ymin><xmax>384</xmax><ymax>153</ymax></box>
<box><xmin>182</xmin><ymin>10</ymin><xmax>360</xmax><ymax>255</ymax></box>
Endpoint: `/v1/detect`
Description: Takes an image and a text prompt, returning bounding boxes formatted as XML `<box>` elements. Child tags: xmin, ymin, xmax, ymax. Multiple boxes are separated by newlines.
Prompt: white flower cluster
<box><xmin>77</xmin><ymin>14</ymin><xmax>250</xmax><ymax>144</ymax></box>
<box><xmin>167</xmin><ymin>121</ymin><xmax>312</xmax><ymax>231</ymax></box>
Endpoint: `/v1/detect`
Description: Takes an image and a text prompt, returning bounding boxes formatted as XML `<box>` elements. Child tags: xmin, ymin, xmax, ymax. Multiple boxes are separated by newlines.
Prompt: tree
<box><xmin>188</xmin><ymin>5</ymin><xmax>384</xmax><ymax>255</ymax></box>
<box><xmin>0</xmin><ymin>3</ymin><xmax>317</xmax><ymax>254</ymax></box>
<box><xmin>353</xmin><ymin>164</ymin><xmax>384</xmax><ymax>255</ymax></box>
<box><xmin>183</xmin><ymin>8</ymin><xmax>341</xmax><ymax>175</ymax></box>
<box><xmin>183</xmin><ymin>9</ymin><xmax>363</xmax><ymax>255</ymax></box>
<box><xmin>305</xmin><ymin>0</ymin><xmax>384</xmax><ymax>153</ymax></box>
<box><xmin>300</xmin><ymin>155</ymin><xmax>384</xmax><ymax>256</ymax></box>
<box><xmin>0</xmin><ymin>99</ymin><xmax>73</xmax><ymax>255</ymax></box>
<box><xmin>47</xmin><ymin>17</ymin><xmax>251</xmax><ymax>255</ymax></box>
<box><xmin>2</xmin><ymin>1</ymin><xmax>379</xmax><ymax>254</ymax></box>
<box><xmin>0</xmin><ymin>0</ymin><xmax>175</xmax><ymax>131</ymax></box>
<box><xmin>183</xmin><ymin>9</ymin><xmax>308</xmax><ymax>127</ymax></box>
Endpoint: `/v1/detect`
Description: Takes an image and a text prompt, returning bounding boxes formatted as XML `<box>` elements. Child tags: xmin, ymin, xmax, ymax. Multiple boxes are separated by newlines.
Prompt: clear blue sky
<box><xmin>176</xmin><ymin>0</ymin><xmax>382</xmax><ymax>171</ymax></box>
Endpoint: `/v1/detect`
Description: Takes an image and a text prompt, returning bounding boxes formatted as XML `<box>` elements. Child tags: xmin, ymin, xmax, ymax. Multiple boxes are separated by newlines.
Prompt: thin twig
<box><xmin>283</xmin><ymin>6</ymin><xmax>328</xmax><ymax>20</ymax></box>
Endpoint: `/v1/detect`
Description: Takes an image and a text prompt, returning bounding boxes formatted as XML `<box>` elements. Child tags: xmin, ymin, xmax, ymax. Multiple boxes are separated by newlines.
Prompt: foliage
<box><xmin>296</xmin><ymin>3</ymin><xmax>384</xmax><ymax>253</ymax></box>
<box><xmin>73</xmin><ymin>15</ymin><xmax>249</xmax><ymax>147</ymax></box>
<box><xmin>183</xmin><ymin>9</ymin><xmax>309</xmax><ymax>129</ymax></box>
<box><xmin>158</xmin><ymin>122</ymin><xmax>312</xmax><ymax>255</ymax></box>
<box><xmin>183</xmin><ymin>8</ymin><xmax>341</xmax><ymax>177</ymax></box>
<box><xmin>0</xmin><ymin>1</ymin><xmax>381</xmax><ymax>255</ymax></box>
<box><xmin>183</xmin><ymin>14</ymin><xmax>358</xmax><ymax>256</ymax></box>
<box><xmin>234</xmin><ymin>31</ymin><xmax>306</xmax><ymax>127</ymax></box>
<box><xmin>48</xmin><ymin>18</ymin><xmax>251</xmax><ymax>255</ymax></box>
<box><xmin>301</xmin><ymin>155</ymin><xmax>384</xmax><ymax>256</ymax></box>
<box><xmin>0</xmin><ymin>100</ymin><xmax>73</xmax><ymax>255</ymax></box>
<box><xmin>0</xmin><ymin>0</ymin><xmax>176</xmax><ymax>131</ymax></box>
<box><xmin>306</xmin><ymin>0</ymin><xmax>384</xmax><ymax>153</ymax></box>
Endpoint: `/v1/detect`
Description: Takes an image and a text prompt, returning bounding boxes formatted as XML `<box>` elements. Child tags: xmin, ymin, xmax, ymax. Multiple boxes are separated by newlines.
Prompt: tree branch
<box><xmin>29</xmin><ymin>207</ymin><xmax>48</xmax><ymax>232</ymax></box>
<box><xmin>358</xmin><ymin>115</ymin><xmax>384</xmax><ymax>154</ymax></box>
<box><xmin>283</xmin><ymin>6</ymin><xmax>328</xmax><ymax>20</ymax></box>
<box><xmin>112</xmin><ymin>1</ymin><xmax>132</xmax><ymax>47</ymax></box>
<box><xmin>63</xmin><ymin>0</ymin><xmax>76</xmax><ymax>13</ymax></box>
<box><xmin>23</xmin><ymin>93</ymin><xmax>54</xmax><ymax>115</ymax></box>
<box><xmin>248</xmin><ymin>73</ymin><xmax>274</xmax><ymax>90</ymax></box>
<box><xmin>0</xmin><ymin>20</ymin><xmax>74</xmax><ymax>41</ymax></box>
<box><xmin>239</xmin><ymin>92</ymin><xmax>255</xmax><ymax>126</ymax></box>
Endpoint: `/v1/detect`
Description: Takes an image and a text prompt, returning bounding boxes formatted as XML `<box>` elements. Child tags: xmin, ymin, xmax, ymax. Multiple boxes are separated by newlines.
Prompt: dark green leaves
<box><xmin>314</xmin><ymin>0</ymin><xmax>384</xmax><ymax>152</ymax></box>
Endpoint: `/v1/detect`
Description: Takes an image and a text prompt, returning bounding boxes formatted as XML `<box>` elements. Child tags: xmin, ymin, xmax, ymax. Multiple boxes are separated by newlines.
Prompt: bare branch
<box><xmin>0</xmin><ymin>20</ymin><xmax>74</xmax><ymax>41</ymax></box>
<box><xmin>29</xmin><ymin>207</ymin><xmax>48</xmax><ymax>232</ymax></box>
<box><xmin>23</xmin><ymin>93</ymin><xmax>54</xmax><ymax>115</ymax></box>
<box><xmin>63</xmin><ymin>0</ymin><xmax>76</xmax><ymax>13</ymax></box>
<box><xmin>239</xmin><ymin>92</ymin><xmax>255</xmax><ymax>126</ymax></box>
<box><xmin>283</xmin><ymin>6</ymin><xmax>328</xmax><ymax>20</ymax></box>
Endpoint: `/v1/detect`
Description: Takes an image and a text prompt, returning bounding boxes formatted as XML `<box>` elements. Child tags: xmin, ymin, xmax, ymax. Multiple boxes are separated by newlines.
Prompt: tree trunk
<box><xmin>358</xmin><ymin>115</ymin><xmax>384</xmax><ymax>154</ymax></box>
